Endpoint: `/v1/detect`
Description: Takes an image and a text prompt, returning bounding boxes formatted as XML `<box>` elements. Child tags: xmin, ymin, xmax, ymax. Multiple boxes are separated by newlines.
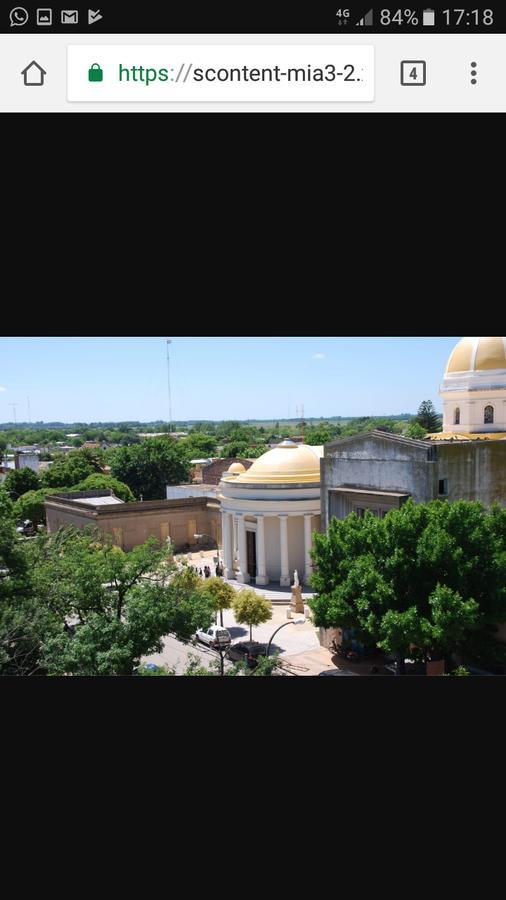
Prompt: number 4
<box><xmin>410</xmin><ymin>67</ymin><xmax>418</xmax><ymax>80</ymax></box>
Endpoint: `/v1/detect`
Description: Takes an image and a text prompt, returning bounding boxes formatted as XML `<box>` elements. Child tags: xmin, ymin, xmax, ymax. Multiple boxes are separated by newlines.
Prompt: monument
<box><xmin>290</xmin><ymin>570</ymin><xmax>305</xmax><ymax>614</ymax></box>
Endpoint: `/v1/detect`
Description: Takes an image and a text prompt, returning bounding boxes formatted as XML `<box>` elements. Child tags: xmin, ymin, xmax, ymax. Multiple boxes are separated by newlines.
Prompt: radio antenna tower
<box><xmin>301</xmin><ymin>404</ymin><xmax>305</xmax><ymax>442</ymax></box>
<box><xmin>9</xmin><ymin>403</ymin><xmax>19</xmax><ymax>425</ymax></box>
<box><xmin>27</xmin><ymin>397</ymin><xmax>31</xmax><ymax>423</ymax></box>
<box><xmin>166</xmin><ymin>339</ymin><xmax>173</xmax><ymax>433</ymax></box>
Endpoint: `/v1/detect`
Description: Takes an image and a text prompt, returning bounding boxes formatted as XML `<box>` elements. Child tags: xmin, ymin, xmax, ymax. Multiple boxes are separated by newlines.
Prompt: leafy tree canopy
<box><xmin>109</xmin><ymin>438</ymin><xmax>191</xmax><ymax>500</ymax></box>
<box><xmin>4</xmin><ymin>467</ymin><xmax>41</xmax><ymax>500</ymax></box>
<box><xmin>42</xmin><ymin>451</ymin><xmax>96</xmax><ymax>488</ymax></box>
<box><xmin>26</xmin><ymin>530</ymin><xmax>213</xmax><ymax>676</ymax></box>
<box><xmin>232</xmin><ymin>589</ymin><xmax>273</xmax><ymax>643</ymax></box>
<box><xmin>76</xmin><ymin>474</ymin><xmax>135</xmax><ymax>503</ymax></box>
<box><xmin>13</xmin><ymin>488</ymin><xmax>65</xmax><ymax>526</ymax></box>
<box><xmin>0</xmin><ymin>490</ymin><xmax>58</xmax><ymax>675</ymax></box>
<box><xmin>406</xmin><ymin>422</ymin><xmax>428</xmax><ymax>440</ymax></box>
<box><xmin>199</xmin><ymin>577</ymin><xmax>236</xmax><ymax>624</ymax></box>
<box><xmin>309</xmin><ymin>500</ymin><xmax>506</xmax><ymax>663</ymax></box>
<box><xmin>222</xmin><ymin>441</ymin><xmax>250</xmax><ymax>459</ymax></box>
<box><xmin>180</xmin><ymin>433</ymin><xmax>218</xmax><ymax>458</ymax></box>
<box><xmin>305</xmin><ymin>424</ymin><xmax>342</xmax><ymax>446</ymax></box>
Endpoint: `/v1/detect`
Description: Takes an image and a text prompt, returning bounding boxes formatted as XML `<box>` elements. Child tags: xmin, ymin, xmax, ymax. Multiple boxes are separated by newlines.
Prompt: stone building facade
<box><xmin>321</xmin><ymin>431</ymin><xmax>506</xmax><ymax>530</ymax></box>
<box><xmin>45</xmin><ymin>490</ymin><xmax>222</xmax><ymax>553</ymax></box>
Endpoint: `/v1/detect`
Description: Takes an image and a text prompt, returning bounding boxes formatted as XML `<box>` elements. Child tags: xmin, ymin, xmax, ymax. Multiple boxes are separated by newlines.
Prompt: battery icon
<box><xmin>423</xmin><ymin>9</ymin><xmax>436</xmax><ymax>26</ymax></box>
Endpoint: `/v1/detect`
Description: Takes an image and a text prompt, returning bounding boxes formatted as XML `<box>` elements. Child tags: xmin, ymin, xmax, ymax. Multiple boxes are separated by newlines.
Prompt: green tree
<box><xmin>199</xmin><ymin>577</ymin><xmax>236</xmax><ymax>626</ymax></box>
<box><xmin>309</xmin><ymin>500</ymin><xmax>506</xmax><ymax>670</ymax></box>
<box><xmin>110</xmin><ymin>439</ymin><xmax>191</xmax><ymax>500</ymax></box>
<box><xmin>232</xmin><ymin>589</ymin><xmax>273</xmax><ymax>643</ymax></box>
<box><xmin>222</xmin><ymin>441</ymin><xmax>249</xmax><ymax>459</ymax></box>
<box><xmin>76</xmin><ymin>474</ymin><xmax>135</xmax><ymax>503</ymax></box>
<box><xmin>305</xmin><ymin>424</ymin><xmax>342</xmax><ymax>446</ymax></box>
<box><xmin>0</xmin><ymin>491</ymin><xmax>57</xmax><ymax>675</ymax></box>
<box><xmin>42</xmin><ymin>452</ymin><xmax>95</xmax><ymax>488</ymax></box>
<box><xmin>29</xmin><ymin>530</ymin><xmax>214</xmax><ymax>676</ymax></box>
<box><xmin>406</xmin><ymin>422</ymin><xmax>428</xmax><ymax>440</ymax></box>
<box><xmin>181</xmin><ymin>433</ymin><xmax>218</xmax><ymax>458</ymax></box>
<box><xmin>243</xmin><ymin>447</ymin><xmax>266</xmax><ymax>459</ymax></box>
<box><xmin>416</xmin><ymin>400</ymin><xmax>441</xmax><ymax>433</ymax></box>
<box><xmin>13</xmin><ymin>487</ymin><xmax>67</xmax><ymax>526</ymax></box>
<box><xmin>4</xmin><ymin>467</ymin><xmax>41</xmax><ymax>500</ymax></box>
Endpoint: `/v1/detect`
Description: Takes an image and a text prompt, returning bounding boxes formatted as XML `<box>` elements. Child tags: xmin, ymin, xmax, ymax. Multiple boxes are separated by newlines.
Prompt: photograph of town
<box><xmin>1</xmin><ymin>336</ymin><xmax>505</xmax><ymax>677</ymax></box>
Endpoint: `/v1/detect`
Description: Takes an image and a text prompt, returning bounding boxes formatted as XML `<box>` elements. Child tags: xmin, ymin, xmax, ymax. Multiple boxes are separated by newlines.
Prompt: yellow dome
<box><xmin>446</xmin><ymin>337</ymin><xmax>506</xmax><ymax>374</ymax></box>
<box><xmin>227</xmin><ymin>462</ymin><xmax>246</xmax><ymax>475</ymax></box>
<box><xmin>232</xmin><ymin>442</ymin><xmax>323</xmax><ymax>484</ymax></box>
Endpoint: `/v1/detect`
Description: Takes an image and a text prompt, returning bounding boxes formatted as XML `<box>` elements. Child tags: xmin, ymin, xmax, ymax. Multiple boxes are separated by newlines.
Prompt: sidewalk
<box><xmin>182</xmin><ymin>550</ymin><xmax>315</xmax><ymax>603</ymax></box>
<box><xmin>281</xmin><ymin>646</ymin><xmax>339</xmax><ymax>676</ymax></box>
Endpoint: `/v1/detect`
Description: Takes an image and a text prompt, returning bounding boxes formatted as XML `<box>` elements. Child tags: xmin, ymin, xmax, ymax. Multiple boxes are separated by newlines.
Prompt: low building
<box><xmin>14</xmin><ymin>451</ymin><xmax>40</xmax><ymax>473</ymax></box>
<box><xmin>45</xmin><ymin>490</ymin><xmax>221</xmax><ymax>553</ymax></box>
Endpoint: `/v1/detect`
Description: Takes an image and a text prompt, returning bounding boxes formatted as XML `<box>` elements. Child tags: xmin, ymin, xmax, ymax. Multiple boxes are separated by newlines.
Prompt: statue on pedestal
<box><xmin>290</xmin><ymin>570</ymin><xmax>304</xmax><ymax>614</ymax></box>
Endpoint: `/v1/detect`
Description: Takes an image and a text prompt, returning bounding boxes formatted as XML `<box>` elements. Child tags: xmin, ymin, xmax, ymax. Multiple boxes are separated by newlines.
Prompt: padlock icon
<box><xmin>88</xmin><ymin>63</ymin><xmax>103</xmax><ymax>82</ymax></box>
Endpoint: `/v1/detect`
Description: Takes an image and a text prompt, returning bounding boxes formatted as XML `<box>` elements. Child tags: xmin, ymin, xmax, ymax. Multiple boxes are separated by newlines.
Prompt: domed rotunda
<box><xmin>218</xmin><ymin>441</ymin><xmax>323</xmax><ymax>587</ymax></box>
<box><xmin>439</xmin><ymin>337</ymin><xmax>506</xmax><ymax>436</ymax></box>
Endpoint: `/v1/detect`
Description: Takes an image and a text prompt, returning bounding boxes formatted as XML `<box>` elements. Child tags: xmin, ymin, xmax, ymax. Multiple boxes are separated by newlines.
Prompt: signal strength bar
<box><xmin>356</xmin><ymin>9</ymin><xmax>374</xmax><ymax>26</ymax></box>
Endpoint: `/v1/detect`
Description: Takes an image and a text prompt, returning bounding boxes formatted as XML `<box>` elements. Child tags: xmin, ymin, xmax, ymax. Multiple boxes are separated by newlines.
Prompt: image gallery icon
<box><xmin>36</xmin><ymin>8</ymin><xmax>52</xmax><ymax>25</ymax></box>
<box><xmin>61</xmin><ymin>9</ymin><xmax>78</xmax><ymax>23</ymax></box>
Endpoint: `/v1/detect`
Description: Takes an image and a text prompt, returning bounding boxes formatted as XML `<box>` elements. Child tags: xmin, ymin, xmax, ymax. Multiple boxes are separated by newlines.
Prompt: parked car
<box><xmin>195</xmin><ymin>625</ymin><xmax>232</xmax><ymax>650</ymax></box>
<box><xmin>226</xmin><ymin>641</ymin><xmax>268</xmax><ymax>669</ymax></box>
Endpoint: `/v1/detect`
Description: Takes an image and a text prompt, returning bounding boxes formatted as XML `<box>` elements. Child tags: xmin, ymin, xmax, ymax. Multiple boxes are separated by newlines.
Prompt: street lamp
<box><xmin>265</xmin><ymin>619</ymin><xmax>306</xmax><ymax>658</ymax></box>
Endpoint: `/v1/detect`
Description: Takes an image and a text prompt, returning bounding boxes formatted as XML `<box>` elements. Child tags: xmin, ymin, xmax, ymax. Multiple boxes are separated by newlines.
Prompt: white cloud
<box><xmin>0</xmin><ymin>386</ymin><xmax>6</xmax><ymax>392</ymax></box>
<box><xmin>313</xmin><ymin>353</ymin><xmax>325</xmax><ymax>360</ymax></box>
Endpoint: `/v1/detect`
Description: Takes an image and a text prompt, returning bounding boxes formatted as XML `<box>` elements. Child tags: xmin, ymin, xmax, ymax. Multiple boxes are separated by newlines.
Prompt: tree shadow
<box><xmin>228</xmin><ymin>626</ymin><xmax>248</xmax><ymax>639</ymax></box>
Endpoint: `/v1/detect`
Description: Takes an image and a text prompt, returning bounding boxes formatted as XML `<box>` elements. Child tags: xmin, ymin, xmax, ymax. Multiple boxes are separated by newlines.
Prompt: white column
<box><xmin>233</xmin><ymin>516</ymin><xmax>239</xmax><ymax>568</ymax></box>
<box><xmin>256</xmin><ymin>516</ymin><xmax>268</xmax><ymax>586</ymax></box>
<box><xmin>223</xmin><ymin>513</ymin><xmax>234</xmax><ymax>580</ymax></box>
<box><xmin>304</xmin><ymin>514</ymin><xmax>313</xmax><ymax>585</ymax></box>
<box><xmin>279</xmin><ymin>515</ymin><xmax>290</xmax><ymax>587</ymax></box>
<box><xmin>236</xmin><ymin>515</ymin><xmax>250</xmax><ymax>584</ymax></box>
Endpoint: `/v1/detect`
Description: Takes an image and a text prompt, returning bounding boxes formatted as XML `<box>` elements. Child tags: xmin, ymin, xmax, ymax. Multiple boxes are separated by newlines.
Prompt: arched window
<box><xmin>454</xmin><ymin>408</ymin><xmax>460</xmax><ymax>425</ymax></box>
<box><xmin>484</xmin><ymin>405</ymin><xmax>494</xmax><ymax>425</ymax></box>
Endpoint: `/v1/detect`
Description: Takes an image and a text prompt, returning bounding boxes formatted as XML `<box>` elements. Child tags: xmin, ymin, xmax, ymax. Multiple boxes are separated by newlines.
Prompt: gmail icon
<box><xmin>61</xmin><ymin>9</ymin><xmax>78</xmax><ymax>23</ymax></box>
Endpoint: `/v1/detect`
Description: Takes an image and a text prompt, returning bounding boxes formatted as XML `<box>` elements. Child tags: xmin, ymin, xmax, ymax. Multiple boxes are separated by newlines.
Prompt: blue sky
<box><xmin>0</xmin><ymin>336</ymin><xmax>461</xmax><ymax>423</ymax></box>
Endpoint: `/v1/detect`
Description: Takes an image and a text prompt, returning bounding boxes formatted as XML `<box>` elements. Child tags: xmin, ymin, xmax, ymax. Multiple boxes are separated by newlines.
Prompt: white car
<box><xmin>195</xmin><ymin>625</ymin><xmax>232</xmax><ymax>651</ymax></box>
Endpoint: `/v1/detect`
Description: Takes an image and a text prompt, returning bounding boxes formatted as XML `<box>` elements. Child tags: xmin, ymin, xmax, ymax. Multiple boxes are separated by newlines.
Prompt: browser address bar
<box><xmin>67</xmin><ymin>45</ymin><xmax>374</xmax><ymax>101</ymax></box>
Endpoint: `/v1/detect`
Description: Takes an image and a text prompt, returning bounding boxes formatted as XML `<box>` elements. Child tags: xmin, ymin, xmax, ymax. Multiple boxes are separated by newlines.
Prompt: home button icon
<box><xmin>21</xmin><ymin>60</ymin><xmax>47</xmax><ymax>86</ymax></box>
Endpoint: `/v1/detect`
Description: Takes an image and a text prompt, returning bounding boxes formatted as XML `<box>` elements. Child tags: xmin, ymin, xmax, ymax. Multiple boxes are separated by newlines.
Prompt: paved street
<box><xmin>143</xmin><ymin>550</ymin><xmax>339</xmax><ymax>675</ymax></box>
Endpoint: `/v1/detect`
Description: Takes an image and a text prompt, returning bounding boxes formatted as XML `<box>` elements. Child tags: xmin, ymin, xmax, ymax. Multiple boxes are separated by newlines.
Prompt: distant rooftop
<box><xmin>138</xmin><ymin>432</ymin><xmax>189</xmax><ymax>439</ymax></box>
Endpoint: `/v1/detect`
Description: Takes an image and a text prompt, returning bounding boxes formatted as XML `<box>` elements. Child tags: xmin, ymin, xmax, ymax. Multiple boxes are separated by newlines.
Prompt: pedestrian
<box><xmin>199</xmin><ymin>568</ymin><xmax>203</xmax><ymax>577</ymax></box>
<box><xmin>205</xmin><ymin>566</ymin><xmax>211</xmax><ymax>579</ymax></box>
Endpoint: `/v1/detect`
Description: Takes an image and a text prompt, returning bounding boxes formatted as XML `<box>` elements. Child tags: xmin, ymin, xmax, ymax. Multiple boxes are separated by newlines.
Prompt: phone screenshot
<box><xmin>1</xmin><ymin>2</ymin><xmax>503</xmax><ymax>111</ymax></box>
